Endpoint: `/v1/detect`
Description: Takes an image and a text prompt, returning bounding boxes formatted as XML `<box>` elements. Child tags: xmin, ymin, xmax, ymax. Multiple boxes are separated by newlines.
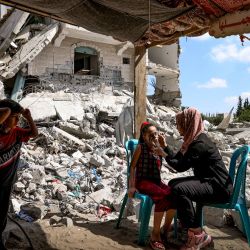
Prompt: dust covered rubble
<box><xmin>9</xmin><ymin>91</ymin><xmax>250</xmax><ymax>233</ymax></box>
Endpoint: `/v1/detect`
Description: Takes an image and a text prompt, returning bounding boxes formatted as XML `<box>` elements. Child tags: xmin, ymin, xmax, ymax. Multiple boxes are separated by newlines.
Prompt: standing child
<box><xmin>0</xmin><ymin>99</ymin><xmax>38</xmax><ymax>250</ymax></box>
<box><xmin>128</xmin><ymin>122</ymin><xmax>174</xmax><ymax>250</ymax></box>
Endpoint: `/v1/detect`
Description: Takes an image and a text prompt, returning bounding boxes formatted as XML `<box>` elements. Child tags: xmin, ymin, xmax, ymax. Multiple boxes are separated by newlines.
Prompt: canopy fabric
<box><xmin>0</xmin><ymin>0</ymin><xmax>250</xmax><ymax>46</ymax></box>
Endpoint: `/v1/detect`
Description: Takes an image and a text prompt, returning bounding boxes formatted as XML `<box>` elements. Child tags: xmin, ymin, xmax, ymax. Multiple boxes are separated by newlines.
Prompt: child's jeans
<box><xmin>0</xmin><ymin>185</ymin><xmax>12</xmax><ymax>237</ymax></box>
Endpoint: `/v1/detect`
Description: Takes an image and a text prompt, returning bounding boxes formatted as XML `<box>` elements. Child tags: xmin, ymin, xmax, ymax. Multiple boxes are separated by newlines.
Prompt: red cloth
<box><xmin>0</xmin><ymin>127</ymin><xmax>31</xmax><ymax>149</ymax></box>
<box><xmin>0</xmin><ymin>127</ymin><xmax>30</xmax><ymax>168</ymax></box>
<box><xmin>136</xmin><ymin>180</ymin><xmax>172</xmax><ymax>212</ymax></box>
<box><xmin>140</xmin><ymin>121</ymin><xmax>150</xmax><ymax>131</ymax></box>
<box><xmin>0</xmin><ymin>127</ymin><xmax>31</xmax><ymax>184</ymax></box>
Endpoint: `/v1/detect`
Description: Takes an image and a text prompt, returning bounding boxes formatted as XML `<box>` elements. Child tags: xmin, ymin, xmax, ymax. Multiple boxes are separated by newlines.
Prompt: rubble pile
<box><xmin>6</xmin><ymin>89</ymin><xmax>250</xmax><ymax>234</ymax></box>
<box><xmin>0</xmin><ymin>5</ymin><xmax>248</xmax><ymax>245</ymax></box>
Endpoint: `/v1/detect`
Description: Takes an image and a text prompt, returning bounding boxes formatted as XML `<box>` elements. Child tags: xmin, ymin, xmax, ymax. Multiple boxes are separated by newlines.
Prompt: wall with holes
<box><xmin>28</xmin><ymin>37</ymin><xmax>135</xmax><ymax>86</ymax></box>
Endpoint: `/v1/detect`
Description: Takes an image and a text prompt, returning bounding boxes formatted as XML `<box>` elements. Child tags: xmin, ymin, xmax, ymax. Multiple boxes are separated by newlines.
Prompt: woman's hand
<box><xmin>151</xmin><ymin>134</ymin><xmax>168</xmax><ymax>157</ymax></box>
<box><xmin>128</xmin><ymin>187</ymin><xmax>138</xmax><ymax>198</ymax></box>
<box><xmin>153</xmin><ymin>136</ymin><xmax>167</xmax><ymax>158</ymax></box>
<box><xmin>153</xmin><ymin>146</ymin><xmax>167</xmax><ymax>158</ymax></box>
<box><xmin>158</xmin><ymin>133</ymin><xmax>167</xmax><ymax>148</ymax></box>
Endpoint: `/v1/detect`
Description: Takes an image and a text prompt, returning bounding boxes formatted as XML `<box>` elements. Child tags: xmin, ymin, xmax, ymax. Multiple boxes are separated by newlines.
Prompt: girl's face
<box><xmin>143</xmin><ymin>126</ymin><xmax>158</xmax><ymax>147</ymax></box>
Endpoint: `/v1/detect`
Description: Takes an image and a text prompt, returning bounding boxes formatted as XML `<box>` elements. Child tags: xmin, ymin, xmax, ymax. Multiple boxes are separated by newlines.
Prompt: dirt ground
<box><xmin>4</xmin><ymin>215</ymin><xmax>249</xmax><ymax>250</ymax></box>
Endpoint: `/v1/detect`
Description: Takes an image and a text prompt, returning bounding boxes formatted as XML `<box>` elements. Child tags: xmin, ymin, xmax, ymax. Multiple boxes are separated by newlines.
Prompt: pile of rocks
<box><xmin>8</xmin><ymin>89</ymin><xmax>250</xmax><ymax>233</ymax></box>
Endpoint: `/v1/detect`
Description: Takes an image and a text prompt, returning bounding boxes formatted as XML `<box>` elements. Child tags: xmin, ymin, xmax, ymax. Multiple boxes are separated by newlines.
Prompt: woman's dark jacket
<box><xmin>164</xmin><ymin>133</ymin><xmax>233</xmax><ymax>190</ymax></box>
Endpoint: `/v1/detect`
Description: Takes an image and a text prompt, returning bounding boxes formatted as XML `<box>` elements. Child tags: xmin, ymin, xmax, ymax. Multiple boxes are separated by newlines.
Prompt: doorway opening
<box><xmin>74</xmin><ymin>47</ymin><xmax>99</xmax><ymax>75</ymax></box>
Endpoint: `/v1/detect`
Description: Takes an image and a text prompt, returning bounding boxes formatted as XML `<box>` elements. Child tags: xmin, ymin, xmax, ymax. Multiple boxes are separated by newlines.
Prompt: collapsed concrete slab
<box><xmin>20</xmin><ymin>96</ymin><xmax>57</xmax><ymax>121</ymax></box>
<box><xmin>59</xmin><ymin>121</ymin><xmax>84</xmax><ymax>138</ymax></box>
<box><xmin>233</xmin><ymin>129</ymin><xmax>250</xmax><ymax>144</ymax></box>
<box><xmin>0</xmin><ymin>23</ymin><xmax>59</xmax><ymax>79</ymax></box>
<box><xmin>0</xmin><ymin>9</ymin><xmax>29</xmax><ymax>57</ymax></box>
<box><xmin>52</xmin><ymin>126</ymin><xmax>85</xmax><ymax>147</ymax></box>
<box><xmin>217</xmin><ymin>107</ymin><xmax>234</xmax><ymax>130</ymax></box>
<box><xmin>54</xmin><ymin>101</ymin><xmax>85</xmax><ymax>121</ymax></box>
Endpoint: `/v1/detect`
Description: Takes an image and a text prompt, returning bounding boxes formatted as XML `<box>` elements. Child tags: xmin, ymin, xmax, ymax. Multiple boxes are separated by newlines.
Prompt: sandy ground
<box><xmin>4</xmin><ymin>215</ymin><xmax>250</xmax><ymax>250</ymax></box>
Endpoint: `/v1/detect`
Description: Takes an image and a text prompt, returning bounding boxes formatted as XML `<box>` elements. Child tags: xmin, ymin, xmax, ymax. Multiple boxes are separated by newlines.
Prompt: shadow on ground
<box><xmin>5</xmin><ymin>218</ymin><xmax>56</xmax><ymax>250</ymax></box>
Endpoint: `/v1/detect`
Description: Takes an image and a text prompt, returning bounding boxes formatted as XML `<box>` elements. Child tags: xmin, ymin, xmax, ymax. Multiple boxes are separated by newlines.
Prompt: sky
<box><xmin>178</xmin><ymin>33</ymin><xmax>250</xmax><ymax>114</ymax></box>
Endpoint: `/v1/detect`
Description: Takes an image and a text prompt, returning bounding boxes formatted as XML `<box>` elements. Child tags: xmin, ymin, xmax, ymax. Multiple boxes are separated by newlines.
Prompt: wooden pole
<box><xmin>134</xmin><ymin>46</ymin><xmax>147</xmax><ymax>138</ymax></box>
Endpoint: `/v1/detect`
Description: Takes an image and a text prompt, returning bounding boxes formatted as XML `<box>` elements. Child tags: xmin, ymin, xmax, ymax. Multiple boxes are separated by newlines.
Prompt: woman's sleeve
<box><xmin>164</xmin><ymin>143</ymin><xmax>205</xmax><ymax>172</ymax></box>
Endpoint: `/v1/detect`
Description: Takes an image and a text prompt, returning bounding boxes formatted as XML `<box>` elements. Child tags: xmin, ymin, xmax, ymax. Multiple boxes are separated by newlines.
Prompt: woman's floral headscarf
<box><xmin>176</xmin><ymin>107</ymin><xmax>204</xmax><ymax>154</ymax></box>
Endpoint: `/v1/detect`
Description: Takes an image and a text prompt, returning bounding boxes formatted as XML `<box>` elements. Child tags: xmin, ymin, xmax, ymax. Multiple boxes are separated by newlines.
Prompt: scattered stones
<box><xmin>89</xmin><ymin>154</ymin><xmax>105</xmax><ymax>167</ymax></box>
<box><xmin>10</xmin><ymin>90</ymin><xmax>250</xmax><ymax>235</ymax></box>
<box><xmin>50</xmin><ymin>215</ymin><xmax>62</xmax><ymax>225</ymax></box>
<box><xmin>61</xmin><ymin>217</ymin><xmax>74</xmax><ymax>227</ymax></box>
<box><xmin>14</xmin><ymin>182</ymin><xmax>25</xmax><ymax>192</ymax></box>
<box><xmin>20</xmin><ymin>203</ymin><xmax>48</xmax><ymax>220</ymax></box>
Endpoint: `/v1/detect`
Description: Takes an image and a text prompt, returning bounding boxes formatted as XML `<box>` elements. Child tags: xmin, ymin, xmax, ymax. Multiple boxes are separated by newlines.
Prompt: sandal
<box><xmin>149</xmin><ymin>239</ymin><xmax>165</xmax><ymax>250</ymax></box>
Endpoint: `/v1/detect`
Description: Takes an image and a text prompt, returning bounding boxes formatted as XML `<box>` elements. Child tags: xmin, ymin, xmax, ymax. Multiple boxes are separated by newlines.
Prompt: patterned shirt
<box><xmin>0</xmin><ymin>127</ymin><xmax>30</xmax><ymax>186</ymax></box>
<box><xmin>136</xmin><ymin>143</ymin><xmax>162</xmax><ymax>184</ymax></box>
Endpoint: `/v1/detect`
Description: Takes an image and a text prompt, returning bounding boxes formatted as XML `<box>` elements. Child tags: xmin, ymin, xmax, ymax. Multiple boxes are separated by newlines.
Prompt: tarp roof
<box><xmin>1</xmin><ymin>0</ymin><xmax>250</xmax><ymax>47</ymax></box>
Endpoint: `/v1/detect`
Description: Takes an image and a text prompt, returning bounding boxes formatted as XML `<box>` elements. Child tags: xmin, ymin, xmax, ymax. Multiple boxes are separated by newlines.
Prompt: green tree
<box><xmin>236</xmin><ymin>96</ymin><xmax>243</xmax><ymax>117</ymax></box>
<box><xmin>243</xmin><ymin>97</ymin><xmax>250</xmax><ymax>110</ymax></box>
<box><xmin>201</xmin><ymin>113</ymin><xmax>223</xmax><ymax>126</ymax></box>
<box><xmin>238</xmin><ymin>109</ymin><xmax>250</xmax><ymax>122</ymax></box>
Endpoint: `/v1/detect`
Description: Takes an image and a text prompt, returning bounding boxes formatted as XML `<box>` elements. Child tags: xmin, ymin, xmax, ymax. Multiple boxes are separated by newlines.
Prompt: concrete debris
<box><xmin>0</xmin><ymin>9</ymin><xmax>29</xmax><ymax>58</ymax></box>
<box><xmin>0</xmin><ymin>30</ymin><xmax>246</xmax><ymax>232</ymax></box>
<box><xmin>20</xmin><ymin>96</ymin><xmax>57</xmax><ymax>121</ymax></box>
<box><xmin>0</xmin><ymin>7</ymin><xmax>247</xmax><ymax>240</ymax></box>
<box><xmin>1</xmin><ymin>23</ymin><xmax>59</xmax><ymax>79</ymax></box>
<box><xmin>8</xmin><ymin>88</ymin><xmax>249</xmax><ymax>236</ymax></box>
<box><xmin>217</xmin><ymin>107</ymin><xmax>234</xmax><ymax>130</ymax></box>
<box><xmin>52</xmin><ymin>126</ymin><xmax>86</xmax><ymax>147</ymax></box>
<box><xmin>20</xmin><ymin>202</ymin><xmax>48</xmax><ymax>220</ymax></box>
<box><xmin>49</xmin><ymin>215</ymin><xmax>62</xmax><ymax>225</ymax></box>
<box><xmin>54</xmin><ymin>100</ymin><xmax>85</xmax><ymax>121</ymax></box>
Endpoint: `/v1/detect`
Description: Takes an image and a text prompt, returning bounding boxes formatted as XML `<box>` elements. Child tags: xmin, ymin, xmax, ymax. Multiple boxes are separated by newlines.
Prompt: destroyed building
<box><xmin>147</xmin><ymin>44</ymin><xmax>180</xmax><ymax>107</ymax></box>
<box><xmin>0</xmin><ymin>6</ymin><xmax>181</xmax><ymax>108</ymax></box>
<box><xmin>0</xmin><ymin>3</ymin><xmax>250</xmax><ymax>249</ymax></box>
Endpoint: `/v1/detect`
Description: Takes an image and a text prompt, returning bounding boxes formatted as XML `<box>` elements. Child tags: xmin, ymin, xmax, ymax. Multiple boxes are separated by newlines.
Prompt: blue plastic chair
<box><xmin>200</xmin><ymin>145</ymin><xmax>250</xmax><ymax>246</ymax></box>
<box><xmin>116</xmin><ymin>139</ymin><xmax>154</xmax><ymax>245</ymax></box>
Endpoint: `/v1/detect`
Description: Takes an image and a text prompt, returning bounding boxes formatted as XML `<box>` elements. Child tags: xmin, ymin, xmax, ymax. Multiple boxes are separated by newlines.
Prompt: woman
<box><xmin>155</xmin><ymin>107</ymin><xmax>233</xmax><ymax>250</ymax></box>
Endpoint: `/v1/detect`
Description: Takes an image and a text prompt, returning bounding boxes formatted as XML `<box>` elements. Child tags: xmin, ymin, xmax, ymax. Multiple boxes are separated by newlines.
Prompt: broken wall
<box><xmin>154</xmin><ymin>89</ymin><xmax>181</xmax><ymax>107</ymax></box>
<box><xmin>148</xmin><ymin>43</ymin><xmax>179</xmax><ymax>70</ymax></box>
<box><xmin>0</xmin><ymin>5</ymin><xmax>11</xmax><ymax>19</ymax></box>
<box><xmin>28</xmin><ymin>37</ymin><xmax>135</xmax><ymax>89</ymax></box>
<box><xmin>148</xmin><ymin>43</ymin><xmax>181</xmax><ymax>107</ymax></box>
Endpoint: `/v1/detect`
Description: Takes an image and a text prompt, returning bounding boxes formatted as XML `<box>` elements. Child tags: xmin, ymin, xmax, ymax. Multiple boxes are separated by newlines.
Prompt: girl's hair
<box><xmin>0</xmin><ymin>99</ymin><xmax>23</xmax><ymax>113</ymax></box>
<box><xmin>139</xmin><ymin>123</ymin><xmax>154</xmax><ymax>143</ymax></box>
